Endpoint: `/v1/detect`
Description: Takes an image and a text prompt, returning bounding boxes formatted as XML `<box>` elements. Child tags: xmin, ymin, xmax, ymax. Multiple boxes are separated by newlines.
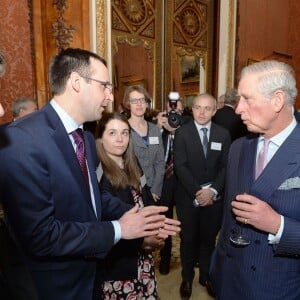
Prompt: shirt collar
<box><xmin>194</xmin><ymin>120</ymin><xmax>212</xmax><ymax>132</ymax></box>
<box><xmin>50</xmin><ymin>99</ymin><xmax>82</xmax><ymax>134</ymax></box>
<box><xmin>259</xmin><ymin>117</ymin><xmax>297</xmax><ymax>147</ymax></box>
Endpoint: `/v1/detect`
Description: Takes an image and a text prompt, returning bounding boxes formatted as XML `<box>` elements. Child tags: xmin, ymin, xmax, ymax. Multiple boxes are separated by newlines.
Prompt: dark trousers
<box><xmin>159</xmin><ymin>175</ymin><xmax>177</xmax><ymax>263</ymax></box>
<box><xmin>176</xmin><ymin>200</ymin><xmax>223</xmax><ymax>282</ymax></box>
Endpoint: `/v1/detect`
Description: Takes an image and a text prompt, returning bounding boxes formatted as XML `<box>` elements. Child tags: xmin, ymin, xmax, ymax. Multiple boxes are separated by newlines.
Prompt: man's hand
<box><xmin>156</xmin><ymin>111</ymin><xmax>168</xmax><ymax>129</ymax></box>
<box><xmin>142</xmin><ymin>235</ymin><xmax>165</xmax><ymax>252</ymax></box>
<box><xmin>119</xmin><ymin>205</ymin><xmax>168</xmax><ymax>239</ymax></box>
<box><xmin>195</xmin><ymin>188</ymin><xmax>214</xmax><ymax>206</ymax></box>
<box><xmin>231</xmin><ymin>193</ymin><xmax>281</xmax><ymax>234</ymax></box>
<box><xmin>157</xmin><ymin>217</ymin><xmax>181</xmax><ymax>239</ymax></box>
<box><xmin>156</xmin><ymin>111</ymin><xmax>177</xmax><ymax>132</ymax></box>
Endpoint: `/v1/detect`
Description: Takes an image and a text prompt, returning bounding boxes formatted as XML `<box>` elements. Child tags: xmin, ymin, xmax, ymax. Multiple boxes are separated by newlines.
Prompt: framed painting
<box><xmin>180</xmin><ymin>55</ymin><xmax>200</xmax><ymax>83</ymax></box>
<box><xmin>121</xmin><ymin>76</ymin><xmax>146</xmax><ymax>90</ymax></box>
<box><xmin>246</xmin><ymin>58</ymin><xmax>260</xmax><ymax>66</ymax></box>
<box><xmin>184</xmin><ymin>92</ymin><xmax>198</xmax><ymax>108</ymax></box>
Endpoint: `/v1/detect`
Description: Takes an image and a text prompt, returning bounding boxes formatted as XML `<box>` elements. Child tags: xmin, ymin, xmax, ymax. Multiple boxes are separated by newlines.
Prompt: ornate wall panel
<box><xmin>0</xmin><ymin>0</ymin><xmax>34</xmax><ymax>124</ymax></box>
<box><xmin>109</xmin><ymin>0</ymin><xmax>216</xmax><ymax>110</ymax></box>
<box><xmin>32</xmin><ymin>0</ymin><xmax>91</xmax><ymax>107</ymax></box>
<box><xmin>111</xmin><ymin>0</ymin><xmax>162</xmax><ymax>109</ymax></box>
<box><xmin>165</xmin><ymin>0</ymin><xmax>215</xmax><ymax>103</ymax></box>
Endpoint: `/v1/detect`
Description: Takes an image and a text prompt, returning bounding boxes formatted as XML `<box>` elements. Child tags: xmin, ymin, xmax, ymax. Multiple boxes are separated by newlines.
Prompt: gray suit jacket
<box><xmin>131</xmin><ymin>122</ymin><xmax>165</xmax><ymax>196</ymax></box>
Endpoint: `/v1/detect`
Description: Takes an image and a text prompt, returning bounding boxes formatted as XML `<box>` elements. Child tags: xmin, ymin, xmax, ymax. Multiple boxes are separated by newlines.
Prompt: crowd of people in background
<box><xmin>1</xmin><ymin>48</ymin><xmax>300</xmax><ymax>300</ymax></box>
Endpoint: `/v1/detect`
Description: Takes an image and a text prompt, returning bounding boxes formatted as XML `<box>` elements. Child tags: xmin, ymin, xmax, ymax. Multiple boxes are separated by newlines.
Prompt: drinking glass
<box><xmin>229</xmin><ymin>193</ymin><xmax>250</xmax><ymax>246</ymax></box>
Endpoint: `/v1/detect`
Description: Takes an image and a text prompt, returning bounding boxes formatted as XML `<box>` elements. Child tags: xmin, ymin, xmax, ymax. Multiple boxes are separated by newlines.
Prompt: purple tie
<box><xmin>71</xmin><ymin>128</ymin><xmax>90</xmax><ymax>189</ymax></box>
<box><xmin>255</xmin><ymin>138</ymin><xmax>270</xmax><ymax>179</ymax></box>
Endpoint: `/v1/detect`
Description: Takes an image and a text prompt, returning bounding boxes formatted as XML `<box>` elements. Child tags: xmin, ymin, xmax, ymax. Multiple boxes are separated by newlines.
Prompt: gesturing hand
<box><xmin>157</xmin><ymin>217</ymin><xmax>181</xmax><ymax>239</ymax></box>
<box><xmin>119</xmin><ymin>204</ymin><xmax>168</xmax><ymax>239</ymax></box>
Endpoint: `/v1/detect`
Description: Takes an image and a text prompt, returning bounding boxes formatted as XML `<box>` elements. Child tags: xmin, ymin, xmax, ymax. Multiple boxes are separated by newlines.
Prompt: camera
<box><xmin>164</xmin><ymin>92</ymin><xmax>182</xmax><ymax>128</ymax></box>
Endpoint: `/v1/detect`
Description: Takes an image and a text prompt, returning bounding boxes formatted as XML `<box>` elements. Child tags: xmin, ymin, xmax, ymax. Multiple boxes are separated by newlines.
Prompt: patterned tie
<box><xmin>255</xmin><ymin>138</ymin><xmax>270</xmax><ymax>179</ymax></box>
<box><xmin>71</xmin><ymin>128</ymin><xmax>90</xmax><ymax>189</ymax></box>
<box><xmin>201</xmin><ymin>127</ymin><xmax>208</xmax><ymax>157</ymax></box>
<box><xmin>165</xmin><ymin>135</ymin><xmax>174</xmax><ymax>179</ymax></box>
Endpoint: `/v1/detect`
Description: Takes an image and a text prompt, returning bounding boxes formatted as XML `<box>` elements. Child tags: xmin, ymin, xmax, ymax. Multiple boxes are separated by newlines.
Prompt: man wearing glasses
<box><xmin>0</xmin><ymin>48</ymin><xmax>180</xmax><ymax>300</ymax></box>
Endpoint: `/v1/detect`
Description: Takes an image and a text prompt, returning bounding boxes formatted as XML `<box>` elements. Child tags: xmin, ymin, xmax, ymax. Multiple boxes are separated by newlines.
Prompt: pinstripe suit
<box><xmin>130</xmin><ymin>122</ymin><xmax>165</xmax><ymax>196</ymax></box>
<box><xmin>211</xmin><ymin>126</ymin><xmax>300</xmax><ymax>300</ymax></box>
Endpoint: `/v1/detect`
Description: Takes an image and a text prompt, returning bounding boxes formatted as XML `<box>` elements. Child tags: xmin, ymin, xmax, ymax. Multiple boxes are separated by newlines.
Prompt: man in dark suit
<box><xmin>213</xmin><ymin>88</ymin><xmax>249</xmax><ymax>141</ymax></box>
<box><xmin>174</xmin><ymin>94</ymin><xmax>231</xmax><ymax>299</ymax></box>
<box><xmin>210</xmin><ymin>60</ymin><xmax>300</xmax><ymax>299</ymax></box>
<box><xmin>0</xmin><ymin>48</ymin><xmax>180</xmax><ymax>300</ymax></box>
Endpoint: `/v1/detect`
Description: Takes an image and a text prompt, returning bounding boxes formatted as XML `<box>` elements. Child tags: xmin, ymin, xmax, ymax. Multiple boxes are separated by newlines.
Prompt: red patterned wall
<box><xmin>0</xmin><ymin>0</ymin><xmax>34</xmax><ymax>124</ymax></box>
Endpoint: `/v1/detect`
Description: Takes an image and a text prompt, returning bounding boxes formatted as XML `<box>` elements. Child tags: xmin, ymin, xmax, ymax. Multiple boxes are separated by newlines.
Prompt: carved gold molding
<box><xmin>226</xmin><ymin>0</ymin><xmax>235</xmax><ymax>89</ymax></box>
<box><xmin>52</xmin><ymin>0</ymin><xmax>76</xmax><ymax>52</ymax></box>
<box><xmin>96</xmin><ymin>0</ymin><xmax>107</xmax><ymax>58</ymax></box>
<box><xmin>112</xmin><ymin>35</ymin><xmax>154</xmax><ymax>62</ymax></box>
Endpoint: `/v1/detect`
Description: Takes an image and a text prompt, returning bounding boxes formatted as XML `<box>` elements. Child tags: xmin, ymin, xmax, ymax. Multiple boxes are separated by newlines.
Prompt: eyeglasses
<box><xmin>129</xmin><ymin>97</ymin><xmax>146</xmax><ymax>104</ymax></box>
<box><xmin>82</xmin><ymin>76</ymin><xmax>113</xmax><ymax>93</ymax></box>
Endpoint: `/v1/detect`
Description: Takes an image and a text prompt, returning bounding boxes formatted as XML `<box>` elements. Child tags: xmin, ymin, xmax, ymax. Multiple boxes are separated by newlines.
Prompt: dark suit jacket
<box><xmin>211</xmin><ymin>126</ymin><xmax>300</xmax><ymax>299</ymax></box>
<box><xmin>0</xmin><ymin>103</ymin><xmax>129</xmax><ymax>300</ymax></box>
<box><xmin>174</xmin><ymin>120</ymin><xmax>231</xmax><ymax>202</ymax></box>
<box><xmin>213</xmin><ymin>105</ymin><xmax>249</xmax><ymax>141</ymax></box>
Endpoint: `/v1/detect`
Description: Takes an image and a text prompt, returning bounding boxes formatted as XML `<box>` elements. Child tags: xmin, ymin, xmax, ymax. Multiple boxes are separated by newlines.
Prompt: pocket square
<box><xmin>278</xmin><ymin>177</ymin><xmax>300</xmax><ymax>190</ymax></box>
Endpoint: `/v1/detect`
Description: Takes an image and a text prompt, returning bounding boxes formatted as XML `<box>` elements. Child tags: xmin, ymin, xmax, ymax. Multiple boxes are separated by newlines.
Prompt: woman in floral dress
<box><xmin>95</xmin><ymin>112</ymin><xmax>164</xmax><ymax>299</ymax></box>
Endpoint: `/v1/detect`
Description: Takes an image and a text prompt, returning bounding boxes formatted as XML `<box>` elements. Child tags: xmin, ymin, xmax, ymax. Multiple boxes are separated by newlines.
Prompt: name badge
<box><xmin>211</xmin><ymin>142</ymin><xmax>222</xmax><ymax>151</ymax></box>
<box><xmin>149</xmin><ymin>136</ymin><xmax>159</xmax><ymax>145</ymax></box>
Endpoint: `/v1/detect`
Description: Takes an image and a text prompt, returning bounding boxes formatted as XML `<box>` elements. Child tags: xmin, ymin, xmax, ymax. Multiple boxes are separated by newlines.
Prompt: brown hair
<box><xmin>95</xmin><ymin>112</ymin><xmax>141</xmax><ymax>189</ymax></box>
<box><xmin>122</xmin><ymin>85</ymin><xmax>152</xmax><ymax>117</ymax></box>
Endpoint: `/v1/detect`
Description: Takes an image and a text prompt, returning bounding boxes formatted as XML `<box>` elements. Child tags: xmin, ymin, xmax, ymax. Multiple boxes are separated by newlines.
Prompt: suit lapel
<box><xmin>44</xmin><ymin>104</ymin><xmax>98</xmax><ymax>217</ymax></box>
<box><xmin>190</xmin><ymin>122</ymin><xmax>206</xmax><ymax>158</ymax></box>
<box><xmin>85</xmin><ymin>133</ymin><xmax>101</xmax><ymax>219</ymax></box>
<box><xmin>251</xmin><ymin>127</ymin><xmax>300</xmax><ymax>202</ymax></box>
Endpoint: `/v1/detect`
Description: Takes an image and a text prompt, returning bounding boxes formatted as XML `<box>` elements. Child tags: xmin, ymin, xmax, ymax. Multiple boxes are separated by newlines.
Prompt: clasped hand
<box><xmin>231</xmin><ymin>193</ymin><xmax>281</xmax><ymax>234</ymax></box>
<box><xmin>195</xmin><ymin>188</ymin><xmax>214</xmax><ymax>206</ymax></box>
<box><xmin>119</xmin><ymin>204</ymin><xmax>181</xmax><ymax>240</ymax></box>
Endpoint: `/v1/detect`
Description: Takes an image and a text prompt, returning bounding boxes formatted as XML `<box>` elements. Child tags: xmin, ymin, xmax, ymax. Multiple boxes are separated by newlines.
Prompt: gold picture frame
<box><xmin>246</xmin><ymin>58</ymin><xmax>260</xmax><ymax>66</ymax></box>
<box><xmin>180</xmin><ymin>55</ymin><xmax>200</xmax><ymax>83</ymax></box>
<box><xmin>184</xmin><ymin>92</ymin><xmax>198</xmax><ymax>108</ymax></box>
<box><xmin>121</xmin><ymin>76</ymin><xmax>146</xmax><ymax>91</ymax></box>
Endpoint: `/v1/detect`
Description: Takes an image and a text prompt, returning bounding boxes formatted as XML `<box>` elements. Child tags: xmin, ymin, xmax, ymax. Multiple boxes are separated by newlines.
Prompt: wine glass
<box><xmin>229</xmin><ymin>223</ymin><xmax>250</xmax><ymax>246</ymax></box>
<box><xmin>229</xmin><ymin>193</ymin><xmax>250</xmax><ymax>246</ymax></box>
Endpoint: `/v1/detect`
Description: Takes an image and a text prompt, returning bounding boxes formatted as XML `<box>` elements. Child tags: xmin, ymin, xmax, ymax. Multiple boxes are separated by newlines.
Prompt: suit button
<box><xmin>254</xmin><ymin>240</ymin><xmax>260</xmax><ymax>245</ymax></box>
<box><xmin>251</xmin><ymin>265</ymin><xmax>256</xmax><ymax>271</ymax></box>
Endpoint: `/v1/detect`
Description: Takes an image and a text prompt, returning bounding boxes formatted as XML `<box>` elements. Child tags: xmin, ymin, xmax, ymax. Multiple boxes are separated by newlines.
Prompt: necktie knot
<box><xmin>71</xmin><ymin>128</ymin><xmax>84</xmax><ymax>145</ymax></box>
<box><xmin>201</xmin><ymin>127</ymin><xmax>208</xmax><ymax>134</ymax></box>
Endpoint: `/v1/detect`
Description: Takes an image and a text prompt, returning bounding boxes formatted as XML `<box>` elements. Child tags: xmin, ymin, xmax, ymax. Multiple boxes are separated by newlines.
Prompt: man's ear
<box><xmin>272</xmin><ymin>89</ymin><xmax>285</xmax><ymax>112</ymax></box>
<box><xmin>69</xmin><ymin>72</ymin><xmax>81</xmax><ymax>93</ymax></box>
